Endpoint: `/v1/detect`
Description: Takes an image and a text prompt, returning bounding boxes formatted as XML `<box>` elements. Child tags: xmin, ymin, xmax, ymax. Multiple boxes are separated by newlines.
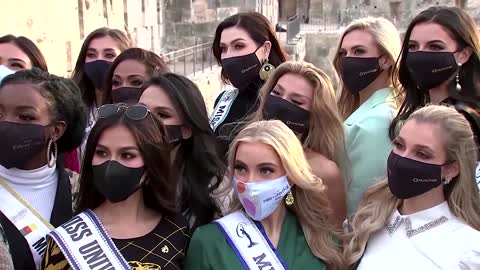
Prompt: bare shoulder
<box><xmin>304</xmin><ymin>149</ymin><xmax>342</xmax><ymax>183</ymax></box>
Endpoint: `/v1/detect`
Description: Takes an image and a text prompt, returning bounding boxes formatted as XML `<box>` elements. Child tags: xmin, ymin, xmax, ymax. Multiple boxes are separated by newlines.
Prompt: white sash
<box><xmin>209</xmin><ymin>87</ymin><xmax>239</xmax><ymax>131</ymax></box>
<box><xmin>0</xmin><ymin>177</ymin><xmax>54</xmax><ymax>269</ymax></box>
<box><xmin>48</xmin><ymin>209</ymin><xmax>130</xmax><ymax>270</ymax></box>
<box><xmin>215</xmin><ymin>211</ymin><xmax>287</xmax><ymax>270</ymax></box>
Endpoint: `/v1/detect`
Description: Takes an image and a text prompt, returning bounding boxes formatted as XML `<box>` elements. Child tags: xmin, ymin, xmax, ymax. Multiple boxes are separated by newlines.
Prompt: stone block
<box><xmin>217</xmin><ymin>7</ymin><xmax>239</xmax><ymax>21</ymax></box>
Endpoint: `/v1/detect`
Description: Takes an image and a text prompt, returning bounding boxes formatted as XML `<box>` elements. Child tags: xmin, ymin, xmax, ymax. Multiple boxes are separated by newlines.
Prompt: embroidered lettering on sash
<box><xmin>210</xmin><ymin>88</ymin><xmax>239</xmax><ymax>131</ymax></box>
<box><xmin>215</xmin><ymin>211</ymin><xmax>287</xmax><ymax>270</ymax></box>
<box><xmin>49</xmin><ymin>210</ymin><xmax>130</xmax><ymax>270</ymax></box>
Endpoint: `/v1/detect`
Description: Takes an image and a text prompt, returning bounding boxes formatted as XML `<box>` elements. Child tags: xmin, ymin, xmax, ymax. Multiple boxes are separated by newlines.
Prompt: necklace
<box><xmin>385</xmin><ymin>215</ymin><xmax>448</xmax><ymax>238</ymax></box>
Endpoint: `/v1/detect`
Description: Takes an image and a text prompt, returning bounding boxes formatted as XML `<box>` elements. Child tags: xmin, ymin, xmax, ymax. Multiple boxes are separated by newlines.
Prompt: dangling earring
<box><xmin>47</xmin><ymin>139</ymin><xmax>58</xmax><ymax>168</ymax></box>
<box><xmin>259</xmin><ymin>59</ymin><xmax>275</xmax><ymax>81</ymax></box>
<box><xmin>285</xmin><ymin>191</ymin><xmax>294</xmax><ymax>206</ymax></box>
<box><xmin>443</xmin><ymin>176</ymin><xmax>452</xmax><ymax>185</ymax></box>
<box><xmin>456</xmin><ymin>63</ymin><xmax>462</xmax><ymax>92</ymax></box>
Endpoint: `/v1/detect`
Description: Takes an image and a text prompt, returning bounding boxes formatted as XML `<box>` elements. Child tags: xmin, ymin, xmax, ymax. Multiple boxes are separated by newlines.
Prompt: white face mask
<box><xmin>234</xmin><ymin>175</ymin><xmax>291</xmax><ymax>221</ymax></box>
<box><xmin>0</xmin><ymin>65</ymin><xmax>14</xmax><ymax>83</ymax></box>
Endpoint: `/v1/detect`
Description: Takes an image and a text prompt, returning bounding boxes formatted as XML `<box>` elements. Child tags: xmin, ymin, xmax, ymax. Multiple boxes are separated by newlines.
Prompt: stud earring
<box><xmin>456</xmin><ymin>63</ymin><xmax>462</xmax><ymax>92</ymax></box>
<box><xmin>259</xmin><ymin>59</ymin><xmax>275</xmax><ymax>81</ymax></box>
<box><xmin>285</xmin><ymin>191</ymin><xmax>294</xmax><ymax>206</ymax></box>
<box><xmin>444</xmin><ymin>177</ymin><xmax>452</xmax><ymax>185</ymax></box>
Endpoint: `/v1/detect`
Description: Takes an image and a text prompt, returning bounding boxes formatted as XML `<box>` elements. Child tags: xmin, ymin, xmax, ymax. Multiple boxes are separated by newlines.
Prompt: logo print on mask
<box><xmin>236</xmin><ymin>222</ymin><xmax>258</xmax><ymax>248</ymax></box>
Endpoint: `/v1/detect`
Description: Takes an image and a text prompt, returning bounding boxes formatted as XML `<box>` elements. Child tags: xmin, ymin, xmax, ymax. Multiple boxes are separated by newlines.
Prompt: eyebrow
<box><xmin>127</xmin><ymin>74</ymin><xmax>145</xmax><ymax>79</ymax></box>
<box><xmin>396</xmin><ymin>136</ymin><xmax>435</xmax><ymax>152</ymax></box>
<box><xmin>103</xmin><ymin>48</ymin><xmax>116</xmax><ymax>53</ymax></box>
<box><xmin>152</xmin><ymin>105</ymin><xmax>174</xmax><ymax>113</ymax></box>
<box><xmin>96</xmin><ymin>144</ymin><xmax>139</xmax><ymax>152</ymax></box>
<box><xmin>350</xmin><ymin>45</ymin><xmax>367</xmax><ymax>50</ymax></box>
<box><xmin>220</xmin><ymin>38</ymin><xmax>247</xmax><ymax>46</ymax></box>
<box><xmin>16</xmin><ymin>105</ymin><xmax>38</xmax><ymax>111</ymax></box>
<box><xmin>8</xmin><ymin>58</ymin><xmax>27</xmax><ymax>64</ymax></box>
<box><xmin>257</xmin><ymin>162</ymin><xmax>277</xmax><ymax>167</ymax></box>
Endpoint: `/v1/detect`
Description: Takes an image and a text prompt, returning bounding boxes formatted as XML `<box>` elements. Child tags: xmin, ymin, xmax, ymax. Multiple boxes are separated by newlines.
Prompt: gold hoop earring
<box><xmin>47</xmin><ymin>139</ymin><xmax>58</xmax><ymax>168</ymax></box>
<box><xmin>285</xmin><ymin>191</ymin><xmax>294</xmax><ymax>206</ymax></box>
<box><xmin>259</xmin><ymin>59</ymin><xmax>275</xmax><ymax>81</ymax></box>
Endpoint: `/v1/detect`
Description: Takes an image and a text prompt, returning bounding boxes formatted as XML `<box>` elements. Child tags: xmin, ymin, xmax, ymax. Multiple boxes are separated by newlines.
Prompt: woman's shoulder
<box><xmin>192</xmin><ymin>222</ymin><xmax>223</xmax><ymax>239</ymax></box>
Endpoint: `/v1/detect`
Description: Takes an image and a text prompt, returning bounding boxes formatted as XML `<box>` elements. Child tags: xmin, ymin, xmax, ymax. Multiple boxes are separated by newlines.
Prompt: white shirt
<box><xmin>358</xmin><ymin>202</ymin><xmax>480</xmax><ymax>270</ymax></box>
<box><xmin>0</xmin><ymin>164</ymin><xmax>58</xmax><ymax>221</ymax></box>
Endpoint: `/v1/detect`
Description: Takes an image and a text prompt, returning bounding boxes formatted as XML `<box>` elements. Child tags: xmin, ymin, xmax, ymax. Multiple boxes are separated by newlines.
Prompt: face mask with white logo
<box><xmin>234</xmin><ymin>176</ymin><xmax>291</xmax><ymax>221</ymax></box>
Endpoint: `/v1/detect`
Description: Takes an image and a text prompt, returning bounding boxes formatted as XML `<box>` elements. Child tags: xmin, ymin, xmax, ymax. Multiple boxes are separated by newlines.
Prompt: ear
<box><xmin>456</xmin><ymin>47</ymin><xmax>473</xmax><ymax>65</ymax></box>
<box><xmin>50</xmin><ymin>121</ymin><xmax>67</xmax><ymax>141</ymax></box>
<box><xmin>181</xmin><ymin>126</ymin><xmax>192</xmax><ymax>140</ymax></box>
<box><xmin>379</xmin><ymin>55</ymin><xmax>393</xmax><ymax>70</ymax></box>
<box><xmin>442</xmin><ymin>161</ymin><xmax>460</xmax><ymax>182</ymax></box>
<box><xmin>262</xmin><ymin>41</ymin><xmax>272</xmax><ymax>61</ymax></box>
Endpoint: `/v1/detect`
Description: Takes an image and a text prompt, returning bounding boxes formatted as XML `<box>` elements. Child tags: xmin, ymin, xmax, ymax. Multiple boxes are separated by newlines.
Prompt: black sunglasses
<box><xmin>97</xmin><ymin>103</ymin><xmax>151</xmax><ymax>121</ymax></box>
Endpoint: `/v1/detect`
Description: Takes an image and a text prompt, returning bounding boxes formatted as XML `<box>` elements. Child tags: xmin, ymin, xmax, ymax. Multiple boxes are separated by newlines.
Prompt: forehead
<box><xmin>113</xmin><ymin>59</ymin><xmax>147</xmax><ymax>76</ymax></box>
<box><xmin>88</xmin><ymin>36</ymin><xmax>120</xmax><ymax>50</ymax></box>
<box><xmin>276</xmin><ymin>73</ymin><xmax>313</xmax><ymax>95</ymax></box>
<box><xmin>140</xmin><ymin>85</ymin><xmax>175</xmax><ymax>108</ymax></box>
<box><xmin>235</xmin><ymin>141</ymin><xmax>281</xmax><ymax>163</ymax></box>
<box><xmin>410</xmin><ymin>22</ymin><xmax>456</xmax><ymax>44</ymax></box>
<box><xmin>0</xmin><ymin>83</ymin><xmax>51</xmax><ymax>109</ymax></box>
<box><xmin>399</xmin><ymin>120</ymin><xmax>444</xmax><ymax>149</ymax></box>
<box><xmin>98</xmin><ymin>125</ymin><xmax>137</xmax><ymax>148</ymax></box>
<box><xmin>220</xmin><ymin>26</ymin><xmax>255</xmax><ymax>44</ymax></box>
<box><xmin>0</xmin><ymin>43</ymin><xmax>30</xmax><ymax>62</ymax></box>
<box><xmin>341</xmin><ymin>29</ymin><xmax>376</xmax><ymax>49</ymax></box>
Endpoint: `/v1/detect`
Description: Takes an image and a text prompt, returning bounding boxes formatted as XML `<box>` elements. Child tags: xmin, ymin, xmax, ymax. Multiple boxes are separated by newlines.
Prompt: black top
<box><xmin>42</xmin><ymin>213</ymin><xmax>190</xmax><ymax>270</ymax></box>
<box><xmin>0</xmin><ymin>162</ymin><xmax>73</xmax><ymax>270</ymax></box>
<box><xmin>214</xmin><ymin>78</ymin><xmax>263</xmax><ymax>156</ymax></box>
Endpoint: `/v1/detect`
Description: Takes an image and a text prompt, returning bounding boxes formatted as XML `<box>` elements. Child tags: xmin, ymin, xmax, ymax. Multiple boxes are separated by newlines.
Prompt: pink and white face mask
<box><xmin>234</xmin><ymin>175</ymin><xmax>291</xmax><ymax>221</ymax></box>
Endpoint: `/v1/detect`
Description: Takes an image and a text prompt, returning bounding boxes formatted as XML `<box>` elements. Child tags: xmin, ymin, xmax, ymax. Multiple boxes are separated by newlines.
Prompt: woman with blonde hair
<box><xmin>251</xmin><ymin>61</ymin><xmax>347</xmax><ymax>226</ymax></box>
<box><xmin>333</xmin><ymin>17</ymin><xmax>402</xmax><ymax>214</ymax></box>
<box><xmin>344</xmin><ymin>105</ymin><xmax>480</xmax><ymax>269</ymax></box>
<box><xmin>185</xmin><ymin>120</ymin><xmax>344</xmax><ymax>270</ymax></box>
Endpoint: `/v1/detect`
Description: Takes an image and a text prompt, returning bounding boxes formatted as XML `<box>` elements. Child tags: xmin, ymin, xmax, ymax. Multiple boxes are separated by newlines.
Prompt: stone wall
<box><xmin>304</xmin><ymin>31</ymin><xmax>340</xmax><ymax>83</ymax></box>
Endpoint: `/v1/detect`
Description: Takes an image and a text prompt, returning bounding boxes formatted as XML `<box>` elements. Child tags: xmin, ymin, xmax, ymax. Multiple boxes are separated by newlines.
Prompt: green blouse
<box><xmin>185</xmin><ymin>210</ymin><xmax>326</xmax><ymax>270</ymax></box>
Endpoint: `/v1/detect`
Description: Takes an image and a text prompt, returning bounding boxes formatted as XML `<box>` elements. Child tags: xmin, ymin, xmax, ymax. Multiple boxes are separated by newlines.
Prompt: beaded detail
<box><xmin>404</xmin><ymin>216</ymin><xmax>448</xmax><ymax>238</ymax></box>
<box><xmin>385</xmin><ymin>215</ymin><xmax>449</xmax><ymax>237</ymax></box>
<box><xmin>386</xmin><ymin>216</ymin><xmax>404</xmax><ymax>236</ymax></box>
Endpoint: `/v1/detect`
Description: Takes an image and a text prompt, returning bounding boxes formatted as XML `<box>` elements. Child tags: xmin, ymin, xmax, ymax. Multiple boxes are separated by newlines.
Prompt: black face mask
<box><xmin>263</xmin><ymin>95</ymin><xmax>310</xmax><ymax>135</ymax></box>
<box><xmin>387</xmin><ymin>151</ymin><xmax>444</xmax><ymax>199</ymax></box>
<box><xmin>165</xmin><ymin>125</ymin><xmax>184</xmax><ymax>146</ymax></box>
<box><xmin>406</xmin><ymin>51</ymin><xmax>458</xmax><ymax>90</ymax></box>
<box><xmin>221</xmin><ymin>48</ymin><xmax>262</xmax><ymax>90</ymax></box>
<box><xmin>92</xmin><ymin>160</ymin><xmax>144</xmax><ymax>203</ymax></box>
<box><xmin>340</xmin><ymin>57</ymin><xmax>382</xmax><ymax>93</ymax></box>
<box><xmin>111</xmin><ymin>87</ymin><xmax>143</xmax><ymax>104</ymax></box>
<box><xmin>84</xmin><ymin>60</ymin><xmax>112</xmax><ymax>90</ymax></box>
<box><xmin>0</xmin><ymin>121</ymin><xmax>47</xmax><ymax>169</ymax></box>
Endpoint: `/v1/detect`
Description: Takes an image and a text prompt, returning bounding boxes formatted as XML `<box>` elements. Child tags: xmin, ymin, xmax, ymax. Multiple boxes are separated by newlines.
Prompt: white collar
<box><xmin>386</xmin><ymin>201</ymin><xmax>453</xmax><ymax>237</ymax></box>
<box><xmin>0</xmin><ymin>163</ymin><xmax>57</xmax><ymax>189</ymax></box>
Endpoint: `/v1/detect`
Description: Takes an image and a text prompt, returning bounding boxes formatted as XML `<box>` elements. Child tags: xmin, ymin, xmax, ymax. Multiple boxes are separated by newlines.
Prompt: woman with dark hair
<box><xmin>388</xmin><ymin>6</ymin><xmax>480</xmax><ymax>189</ymax></box>
<box><xmin>103</xmin><ymin>48</ymin><xmax>169</xmax><ymax>104</ymax></box>
<box><xmin>42</xmin><ymin>104</ymin><xmax>189</xmax><ymax>269</ymax></box>
<box><xmin>71</xmin><ymin>27</ymin><xmax>132</xmax><ymax>164</ymax></box>
<box><xmin>140</xmin><ymin>73</ymin><xmax>226</xmax><ymax>230</ymax></box>
<box><xmin>0</xmin><ymin>35</ymin><xmax>48</xmax><ymax>72</ymax></box>
<box><xmin>210</xmin><ymin>12</ymin><xmax>288</xmax><ymax>154</ymax></box>
<box><xmin>0</xmin><ymin>68</ymin><xmax>87</xmax><ymax>270</ymax></box>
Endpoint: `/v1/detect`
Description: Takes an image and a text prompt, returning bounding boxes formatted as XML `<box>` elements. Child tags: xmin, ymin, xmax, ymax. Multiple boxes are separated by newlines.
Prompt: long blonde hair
<box><xmin>344</xmin><ymin>105</ymin><xmax>480</xmax><ymax>267</ymax></box>
<box><xmin>333</xmin><ymin>17</ymin><xmax>402</xmax><ymax>119</ymax></box>
<box><xmin>252</xmin><ymin>61</ymin><xmax>347</xmax><ymax>176</ymax></box>
<box><xmin>227</xmin><ymin>120</ymin><xmax>344</xmax><ymax>270</ymax></box>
